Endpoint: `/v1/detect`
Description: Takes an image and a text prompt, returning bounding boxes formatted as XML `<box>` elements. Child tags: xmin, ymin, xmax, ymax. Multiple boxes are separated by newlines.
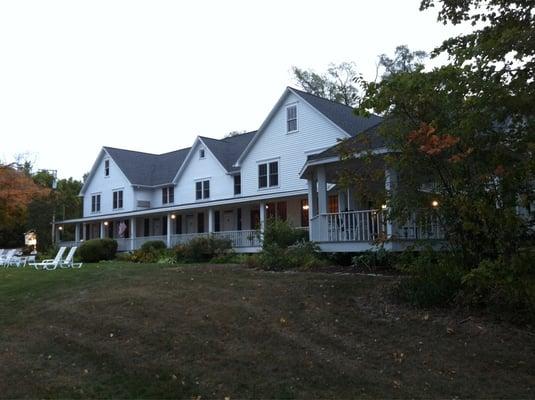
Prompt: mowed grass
<box><xmin>0</xmin><ymin>263</ymin><xmax>533</xmax><ymax>399</ymax></box>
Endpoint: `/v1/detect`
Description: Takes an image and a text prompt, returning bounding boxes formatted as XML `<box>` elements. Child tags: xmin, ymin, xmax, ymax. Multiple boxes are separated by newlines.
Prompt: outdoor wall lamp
<box><xmin>381</xmin><ymin>204</ymin><xmax>388</xmax><ymax>210</ymax></box>
<box><xmin>431</xmin><ymin>200</ymin><xmax>439</xmax><ymax>208</ymax></box>
<box><xmin>171</xmin><ymin>214</ymin><xmax>176</xmax><ymax>219</ymax></box>
<box><xmin>103</xmin><ymin>221</ymin><xmax>109</xmax><ymax>226</ymax></box>
<box><xmin>302</xmin><ymin>204</ymin><xmax>309</xmax><ymax>211</ymax></box>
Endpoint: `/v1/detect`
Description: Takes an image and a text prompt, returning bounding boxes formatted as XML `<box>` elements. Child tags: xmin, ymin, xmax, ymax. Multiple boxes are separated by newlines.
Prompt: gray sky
<box><xmin>0</xmin><ymin>0</ymin><xmax>468</xmax><ymax>180</ymax></box>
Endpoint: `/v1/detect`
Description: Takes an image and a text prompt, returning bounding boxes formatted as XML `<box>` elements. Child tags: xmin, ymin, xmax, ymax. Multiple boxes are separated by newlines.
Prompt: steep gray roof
<box><xmin>307</xmin><ymin>122</ymin><xmax>385</xmax><ymax>162</ymax></box>
<box><xmin>103</xmin><ymin>146</ymin><xmax>190</xmax><ymax>186</ymax></box>
<box><xmin>200</xmin><ymin>131</ymin><xmax>257</xmax><ymax>172</ymax></box>
<box><xmin>290</xmin><ymin>87</ymin><xmax>383</xmax><ymax>137</ymax></box>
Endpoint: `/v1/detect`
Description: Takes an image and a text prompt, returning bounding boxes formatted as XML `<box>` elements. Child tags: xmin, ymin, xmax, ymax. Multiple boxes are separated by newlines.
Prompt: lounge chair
<box><xmin>0</xmin><ymin>250</ymin><xmax>16</xmax><ymax>267</ymax></box>
<box><xmin>30</xmin><ymin>247</ymin><xmax>67</xmax><ymax>270</ymax></box>
<box><xmin>60</xmin><ymin>247</ymin><xmax>82</xmax><ymax>269</ymax></box>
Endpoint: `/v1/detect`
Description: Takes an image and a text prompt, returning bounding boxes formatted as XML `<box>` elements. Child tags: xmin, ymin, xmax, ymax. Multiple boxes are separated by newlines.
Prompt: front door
<box><xmin>223</xmin><ymin>210</ymin><xmax>234</xmax><ymax>231</ymax></box>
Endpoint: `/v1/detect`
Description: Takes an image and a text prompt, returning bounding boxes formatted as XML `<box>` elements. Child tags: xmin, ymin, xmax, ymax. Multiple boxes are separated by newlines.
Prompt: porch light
<box><xmin>431</xmin><ymin>200</ymin><xmax>439</xmax><ymax>208</ymax></box>
<box><xmin>381</xmin><ymin>204</ymin><xmax>387</xmax><ymax>210</ymax></box>
<box><xmin>103</xmin><ymin>221</ymin><xmax>109</xmax><ymax>226</ymax></box>
<box><xmin>302</xmin><ymin>204</ymin><xmax>309</xmax><ymax>211</ymax></box>
<box><xmin>170</xmin><ymin>214</ymin><xmax>176</xmax><ymax>220</ymax></box>
<box><xmin>58</xmin><ymin>226</ymin><xmax>63</xmax><ymax>231</ymax></box>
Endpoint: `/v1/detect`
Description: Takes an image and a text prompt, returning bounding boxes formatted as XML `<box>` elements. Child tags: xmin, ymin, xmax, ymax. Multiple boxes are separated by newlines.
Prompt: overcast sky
<box><xmin>0</xmin><ymin>0</ymin><xmax>469</xmax><ymax>180</ymax></box>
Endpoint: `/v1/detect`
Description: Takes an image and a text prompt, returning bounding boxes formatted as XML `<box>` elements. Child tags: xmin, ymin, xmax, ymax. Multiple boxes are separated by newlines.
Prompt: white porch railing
<box><xmin>171</xmin><ymin>230</ymin><xmax>261</xmax><ymax>248</ymax></box>
<box><xmin>396</xmin><ymin>214</ymin><xmax>445</xmax><ymax>240</ymax></box>
<box><xmin>310</xmin><ymin>210</ymin><xmax>385</xmax><ymax>242</ymax></box>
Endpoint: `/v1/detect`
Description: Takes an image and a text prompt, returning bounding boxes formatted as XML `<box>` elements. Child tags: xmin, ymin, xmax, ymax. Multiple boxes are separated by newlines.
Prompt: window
<box><xmin>175</xmin><ymin>215</ymin><xmax>182</xmax><ymax>234</ymax></box>
<box><xmin>91</xmin><ymin>194</ymin><xmax>101</xmax><ymax>213</ymax></box>
<box><xmin>162</xmin><ymin>186</ymin><xmax>174</xmax><ymax>204</ymax></box>
<box><xmin>199</xmin><ymin>148</ymin><xmax>205</xmax><ymax>159</ymax></box>
<box><xmin>214</xmin><ymin>211</ymin><xmax>220</xmax><ymax>232</ymax></box>
<box><xmin>162</xmin><ymin>216</ymin><xmax>167</xmax><ymax>235</ymax></box>
<box><xmin>195</xmin><ymin>180</ymin><xmax>210</xmax><ymax>200</ymax></box>
<box><xmin>104</xmin><ymin>159</ymin><xmax>110</xmax><ymax>177</ymax></box>
<box><xmin>234</xmin><ymin>174</ymin><xmax>241</xmax><ymax>195</ymax></box>
<box><xmin>266</xmin><ymin>201</ymin><xmax>286</xmax><ymax>220</ymax></box>
<box><xmin>143</xmin><ymin>218</ymin><xmax>150</xmax><ymax>236</ymax></box>
<box><xmin>237</xmin><ymin>208</ymin><xmax>242</xmax><ymax>231</ymax></box>
<box><xmin>197</xmin><ymin>213</ymin><xmax>205</xmax><ymax>233</ymax></box>
<box><xmin>328</xmin><ymin>195</ymin><xmax>339</xmax><ymax>213</ymax></box>
<box><xmin>113</xmin><ymin>190</ymin><xmax>123</xmax><ymax>209</ymax></box>
<box><xmin>286</xmin><ymin>105</ymin><xmax>297</xmax><ymax>132</ymax></box>
<box><xmin>258</xmin><ymin>161</ymin><xmax>278</xmax><ymax>188</ymax></box>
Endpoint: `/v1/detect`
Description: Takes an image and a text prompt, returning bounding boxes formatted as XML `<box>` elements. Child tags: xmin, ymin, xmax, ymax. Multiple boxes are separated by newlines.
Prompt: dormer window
<box><xmin>286</xmin><ymin>105</ymin><xmax>298</xmax><ymax>133</ymax></box>
<box><xmin>199</xmin><ymin>148</ymin><xmax>205</xmax><ymax>159</ymax></box>
<box><xmin>104</xmin><ymin>159</ymin><xmax>110</xmax><ymax>177</ymax></box>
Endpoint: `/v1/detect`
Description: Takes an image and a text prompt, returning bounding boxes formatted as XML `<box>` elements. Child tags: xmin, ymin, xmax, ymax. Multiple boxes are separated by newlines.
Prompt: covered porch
<box><xmin>57</xmin><ymin>194</ymin><xmax>310</xmax><ymax>252</ymax></box>
<box><xmin>302</xmin><ymin>150</ymin><xmax>445</xmax><ymax>252</ymax></box>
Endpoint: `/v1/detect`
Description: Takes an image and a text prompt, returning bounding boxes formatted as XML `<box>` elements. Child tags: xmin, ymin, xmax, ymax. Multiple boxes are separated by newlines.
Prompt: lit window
<box><xmin>286</xmin><ymin>105</ymin><xmax>297</xmax><ymax>132</ymax></box>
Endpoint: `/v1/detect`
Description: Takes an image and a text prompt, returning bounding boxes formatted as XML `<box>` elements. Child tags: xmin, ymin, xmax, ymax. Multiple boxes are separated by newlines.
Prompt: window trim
<box><xmin>112</xmin><ymin>189</ymin><xmax>124</xmax><ymax>210</ymax></box>
<box><xmin>234</xmin><ymin>174</ymin><xmax>241</xmax><ymax>196</ymax></box>
<box><xmin>162</xmin><ymin>186</ymin><xmax>174</xmax><ymax>204</ymax></box>
<box><xmin>104</xmin><ymin>159</ymin><xmax>110</xmax><ymax>177</ymax></box>
<box><xmin>286</xmin><ymin>103</ymin><xmax>298</xmax><ymax>133</ymax></box>
<box><xmin>90</xmin><ymin>193</ymin><xmax>101</xmax><ymax>213</ymax></box>
<box><xmin>257</xmin><ymin>159</ymin><xmax>280</xmax><ymax>190</ymax></box>
<box><xmin>195</xmin><ymin>179</ymin><xmax>210</xmax><ymax>200</ymax></box>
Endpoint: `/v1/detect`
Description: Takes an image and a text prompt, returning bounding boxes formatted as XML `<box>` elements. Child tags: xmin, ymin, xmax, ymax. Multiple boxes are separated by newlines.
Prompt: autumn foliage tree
<box><xmin>0</xmin><ymin>164</ymin><xmax>50</xmax><ymax>247</ymax></box>
<box><xmin>356</xmin><ymin>0</ymin><xmax>534</xmax><ymax>267</ymax></box>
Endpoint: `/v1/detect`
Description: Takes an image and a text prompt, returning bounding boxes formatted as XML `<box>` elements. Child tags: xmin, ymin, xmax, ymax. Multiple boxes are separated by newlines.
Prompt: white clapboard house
<box><xmin>57</xmin><ymin>87</ymin><xmax>444</xmax><ymax>252</ymax></box>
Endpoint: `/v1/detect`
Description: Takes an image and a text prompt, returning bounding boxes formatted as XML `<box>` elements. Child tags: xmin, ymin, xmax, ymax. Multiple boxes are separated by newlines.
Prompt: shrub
<box><xmin>462</xmin><ymin>253</ymin><xmax>535</xmax><ymax>321</ymax></box>
<box><xmin>78</xmin><ymin>238</ymin><xmax>118</xmax><ymax>263</ymax></box>
<box><xmin>396</xmin><ymin>250</ymin><xmax>465</xmax><ymax>307</ymax></box>
<box><xmin>263</xmin><ymin>218</ymin><xmax>307</xmax><ymax>248</ymax></box>
<box><xmin>140</xmin><ymin>240</ymin><xmax>167</xmax><ymax>252</ymax></box>
<box><xmin>257</xmin><ymin>240</ymin><xmax>326</xmax><ymax>271</ymax></box>
<box><xmin>173</xmin><ymin>236</ymin><xmax>233</xmax><ymax>263</ymax></box>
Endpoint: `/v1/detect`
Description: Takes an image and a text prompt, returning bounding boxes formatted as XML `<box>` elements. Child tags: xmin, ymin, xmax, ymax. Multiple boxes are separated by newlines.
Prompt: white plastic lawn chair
<box><xmin>9</xmin><ymin>254</ymin><xmax>28</xmax><ymax>268</ymax></box>
<box><xmin>0</xmin><ymin>250</ymin><xmax>16</xmax><ymax>267</ymax></box>
<box><xmin>60</xmin><ymin>247</ymin><xmax>82</xmax><ymax>269</ymax></box>
<box><xmin>30</xmin><ymin>247</ymin><xmax>67</xmax><ymax>270</ymax></box>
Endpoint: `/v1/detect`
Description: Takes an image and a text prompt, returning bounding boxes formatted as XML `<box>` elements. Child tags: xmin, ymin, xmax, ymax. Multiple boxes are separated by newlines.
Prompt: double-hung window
<box><xmin>286</xmin><ymin>105</ymin><xmax>297</xmax><ymax>133</ymax></box>
<box><xmin>195</xmin><ymin>180</ymin><xmax>210</xmax><ymax>200</ymax></box>
<box><xmin>162</xmin><ymin>186</ymin><xmax>174</xmax><ymax>204</ymax></box>
<box><xmin>104</xmin><ymin>159</ymin><xmax>110</xmax><ymax>177</ymax></box>
<box><xmin>91</xmin><ymin>194</ymin><xmax>101</xmax><ymax>213</ymax></box>
<box><xmin>113</xmin><ymin>190</ymin><xmax>123</xmax><ymax>209</ymax></box>
<box><xmin>234</xmin><ymin>174</ymin><xmax>241</xmax><ymax>195</ymax></box>
<box><xmin>258</xmin><ymin>161</ymin><xmax>279</xmax><ymax>189</ymax></box>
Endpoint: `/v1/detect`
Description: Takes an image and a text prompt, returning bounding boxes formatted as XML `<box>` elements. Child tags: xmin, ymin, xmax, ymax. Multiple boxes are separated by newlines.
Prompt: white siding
<box><xmin>174</xmin><ymin>140</ymin><xmax>235</xmax><ymax>204</ymax></box>
<box><xmin>82</xmin><ymin>152</ymin><xmax>133</xmax><ymax>217</ymax></box>
<box><xmin>239</xmin><ymin>92</ymin><xmax>347</xmax><ymax>197</ymax></box>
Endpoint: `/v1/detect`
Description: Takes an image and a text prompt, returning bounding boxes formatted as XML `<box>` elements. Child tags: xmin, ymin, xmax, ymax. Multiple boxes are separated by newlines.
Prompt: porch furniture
<box><xmin>0</xmin><ymin>250</ymin><xmax>16</xmax><ymax>267</ymax></box>
<box><xmin>60</xmin><ymin>247</ymin><xmax>82</xmax><ymax>269</ymax></box>
<box><xmin>30</xmin><ymin>247</ymin><xmax>67</xmax><ymax>270</ymax></box>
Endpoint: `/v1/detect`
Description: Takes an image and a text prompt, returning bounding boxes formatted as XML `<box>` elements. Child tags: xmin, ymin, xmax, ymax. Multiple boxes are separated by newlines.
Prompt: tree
<box><xmin>378</xmin><ymin>45</ymin><xmax>427</xmax><ymax>78</ymax></box>
<box><xmin>0</xmin><ymin>164</ymin><xmax>50</xmax><ymax>247</ymax></box>
<box><xmin>354</xmin><ymin>0</ymin><xmax>534</xmax><ymax>267</ymax></box>
<box><xmin>292</xmin><ymin>62</ymin><xmax>362</xmax><ymax>106</ymax></box>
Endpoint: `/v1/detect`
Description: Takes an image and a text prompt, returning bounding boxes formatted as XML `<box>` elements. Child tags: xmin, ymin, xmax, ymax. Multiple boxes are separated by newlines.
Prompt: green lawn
<box><xmin>0</xmin><ymin>263</ymin><xmax>533</xmax><ymax>399</ymax></box>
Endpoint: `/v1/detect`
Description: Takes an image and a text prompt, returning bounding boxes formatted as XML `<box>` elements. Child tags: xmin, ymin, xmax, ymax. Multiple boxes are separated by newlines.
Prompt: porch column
<box><xmin>384</xmin><ymin>167</ymin><xmax>398</xmax><ymax>238</ymax></box>
<box><xmin>317</xmin><ymin>166</ymin><xmax>328</xmax><ymax>215</ymax></box>
<box><xmin>165</xmin><ymin>214</ymin><xmax>171</xmax><ymax>247</ymax></box>
<box><xmin>259</xmin><ymin>201</ymin><xmax>266</xmax><ymax>234</ymax></box>
<box><xmin>100</xmin><ymin>222</ymin><xmax>105</xmax><ymax>239</ymax></box>
<box><xmin>74</xmin><ymin>223</ymin><xmax>80</xmax><ymax>243</ymax></box>
<box><xmin>307</xmin><ymin>178</ymin><xmax>316</xmax><ymax>239</ymax></box>
<box><xmin>208</xmin><ymin>208</ymin><xmax>215</xmax><ymax>234</ymax></box>
<box><xmin>130</xmin><ymin>217</ymin><xmax>136</xmax><ymax>251</ymax></box>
